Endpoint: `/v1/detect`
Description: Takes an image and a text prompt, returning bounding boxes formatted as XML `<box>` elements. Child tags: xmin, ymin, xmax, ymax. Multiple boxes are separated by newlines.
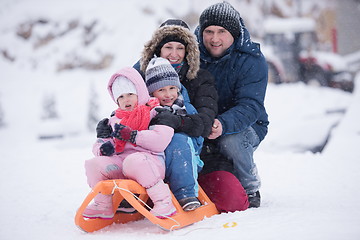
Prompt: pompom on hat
<box><xmin>111</xmin><ymin>76</ymin><xmax>137</xmax><ymax>101</ymax></box>
<box><xmin>145</xmin><ymin>57</ymin><xmax>181</xmax><ymax>94</ymax></box>
<box><xmin>199</xmin><ymin>1</ymin><xmax>241</xmax><ymax>39</ymax></box>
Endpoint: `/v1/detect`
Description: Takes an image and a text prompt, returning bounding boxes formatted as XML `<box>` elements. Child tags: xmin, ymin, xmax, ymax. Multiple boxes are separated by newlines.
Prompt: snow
<box><xmin>263</xmin><ymin>17</ymin><xmax>316</xmax><ymax>34</ymax></box>
<box><xmin>1</xmin><ymin>0</ymin><xmax>360</xmax><ymax>240</ymax></box>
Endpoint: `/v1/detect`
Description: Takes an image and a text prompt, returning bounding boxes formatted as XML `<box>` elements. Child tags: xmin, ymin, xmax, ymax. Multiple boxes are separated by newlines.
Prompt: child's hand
<box><xmin>96</xmin><ymin>118</ymin><xmax>113</xmax><ymax>138</ymax></box>
<box><xmin>100</xmin><ymin>141</ymin><xmax>115</xmax><ymax>156</ymax></box>
<box><xmin>150</xmin><ymin>108</ymin><xmax>182</xmax><ymax>129</ymax></box>
<box><xmin>112</xmin><ymin>123</ymin><xmax>137</xmax><ymax>143</ymax></box>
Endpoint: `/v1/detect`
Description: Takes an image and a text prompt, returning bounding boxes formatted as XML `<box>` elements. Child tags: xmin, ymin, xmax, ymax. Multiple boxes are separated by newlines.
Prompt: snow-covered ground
<box><xmin>1</xmin><ymin>1</ymin><xmax>360</xmax><ymax>240</ymax></box>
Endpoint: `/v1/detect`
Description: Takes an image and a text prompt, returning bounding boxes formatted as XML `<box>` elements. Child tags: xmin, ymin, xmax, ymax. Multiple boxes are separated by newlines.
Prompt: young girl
<box><xmin>83</xmin><ymin>67</ymin><xmax>176</xmax><ymax>219</ymax></box>
<box><xmin>145</xmin><ymin>57</ymin><xmax>204</xmax><ymax>211</ymax></box>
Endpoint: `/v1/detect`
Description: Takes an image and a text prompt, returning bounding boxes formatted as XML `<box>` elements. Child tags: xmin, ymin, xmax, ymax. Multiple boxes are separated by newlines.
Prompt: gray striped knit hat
<box><xmin>199</xmin><ymin>1</ymin><xmax>241</xmax><ymax>39</ymax></box>
<box><xmin>145</xmin><ymin>57</ymin><xmax>181</xmax><ymax>94</ymax></box>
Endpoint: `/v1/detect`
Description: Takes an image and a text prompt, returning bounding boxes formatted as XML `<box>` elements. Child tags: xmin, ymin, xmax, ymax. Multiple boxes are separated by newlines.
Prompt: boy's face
<box><xmin>117</xmin><ymin>93</ymin><xmax>138</xmax><ymax>111</ymax></box>
<box><xmin>152</xmin><ymin>86</ymin><xmax>179</xmax><ymax>107</ymax></box>
<box><xmin>202</xmin><ymin>25</ymin><xmax>234</xmax><ymax>58</ymax></box>
<box><xmin>160</xmin><ymin>41</ymin><xmax>186</xmax><ymax>64</ymax></box>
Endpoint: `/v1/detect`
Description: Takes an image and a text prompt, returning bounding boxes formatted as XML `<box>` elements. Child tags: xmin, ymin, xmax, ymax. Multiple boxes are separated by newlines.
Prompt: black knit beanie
<box><xmin>154</xmin><ymin>35</ymin><xmax>188</xmax><ymax>57</ymax></box>
<box><xmin>160</xmin><ymin>19</ymin><xmax>190</xmax><ymax>30</ymax></box>
<box><xmin>199</xmin><ymin>1</ymin><xmax>241</xmax><ymax>39</ymax></box>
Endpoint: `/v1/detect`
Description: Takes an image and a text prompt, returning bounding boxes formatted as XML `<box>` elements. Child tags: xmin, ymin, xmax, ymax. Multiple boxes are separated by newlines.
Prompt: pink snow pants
<box><xmin>85</xmin><ymin>152</ymin><xmax>165</xmax><ymax>189</ymax></box>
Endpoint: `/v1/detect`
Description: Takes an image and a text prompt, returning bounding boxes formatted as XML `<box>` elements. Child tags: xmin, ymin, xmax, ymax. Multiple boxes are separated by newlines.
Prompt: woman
<box><xmin>133</xmin><ymin>19</ymin><xmax>218</xmax><ymax>211</ymax></box>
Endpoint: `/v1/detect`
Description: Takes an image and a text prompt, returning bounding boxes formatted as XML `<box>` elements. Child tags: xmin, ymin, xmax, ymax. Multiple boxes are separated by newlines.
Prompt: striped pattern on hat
<box><xmin>145</xmin><ymin>57</ymin><xmax>181</xmax><ymax>94</ymax></box>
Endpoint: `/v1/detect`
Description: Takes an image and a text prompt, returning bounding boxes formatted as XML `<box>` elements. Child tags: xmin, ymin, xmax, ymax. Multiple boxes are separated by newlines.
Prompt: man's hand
<box><xmin>208</xmin><ymin>119</ymin><xmax>222</xmax><ymax>139</ymax></box>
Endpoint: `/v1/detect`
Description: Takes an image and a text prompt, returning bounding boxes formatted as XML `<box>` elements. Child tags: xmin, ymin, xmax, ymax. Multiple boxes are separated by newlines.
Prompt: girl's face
<box><xmin>160</xmin><ymin>41</ymin><xmax>186</xmax><ymax>64</ymax></box>
<box><xmin>117</xmin><ymin>93</ymin><xmax>138</xmax><ymax>111</ymax></box>
<box><xmin>152</xmin><ymin>86</ymin><xmax>179</xmax><ymax>107</ymax></box>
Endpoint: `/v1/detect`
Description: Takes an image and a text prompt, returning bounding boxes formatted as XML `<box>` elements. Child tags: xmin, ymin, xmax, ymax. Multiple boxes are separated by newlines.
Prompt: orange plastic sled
<box><xmin>75</xmin><ymin>179</ymin><xmax>219</xmax><ymax>232</ymax></box>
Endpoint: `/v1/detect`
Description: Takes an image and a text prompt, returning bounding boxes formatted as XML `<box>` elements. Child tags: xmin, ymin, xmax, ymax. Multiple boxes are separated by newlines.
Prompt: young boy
<box><xmin>145</xmin><ymin>57</ymin><xmax>204</xmax><ymax>211</ymax></box>
<box><xmin>83</xmin><ymin>67</ymin><xmax>176</xmax><ymax>219</ymax></box>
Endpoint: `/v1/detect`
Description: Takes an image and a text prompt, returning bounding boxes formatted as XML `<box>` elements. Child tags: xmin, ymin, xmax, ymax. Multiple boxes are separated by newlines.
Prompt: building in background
<box><xmin>335</xmin><ymin>0</ymin><xmax>360</xmax><ymax>55</ymax></box>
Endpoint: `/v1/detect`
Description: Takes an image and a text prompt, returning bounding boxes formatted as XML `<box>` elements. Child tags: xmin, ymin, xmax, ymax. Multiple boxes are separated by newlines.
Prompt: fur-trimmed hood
<box><xmin>140</xmin><ymin>25</ymin><xmax>200</xmax><ymax>80</ymax></box>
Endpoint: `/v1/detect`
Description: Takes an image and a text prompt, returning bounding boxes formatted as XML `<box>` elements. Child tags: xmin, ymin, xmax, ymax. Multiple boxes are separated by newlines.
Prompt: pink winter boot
<box><xmin>82</xmin><ymin>193</ymin><xmax>114</xmax><ymax>219</ymax></box>
<box><xmin>146</xmin><ymin>180</ymin><xmax>176</xmax><ymax>219</ymax></box>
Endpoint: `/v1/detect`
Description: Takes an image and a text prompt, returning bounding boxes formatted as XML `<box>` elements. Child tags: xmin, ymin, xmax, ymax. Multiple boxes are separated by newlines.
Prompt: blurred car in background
<box><xmin>261</xmin><ymin>18</ymin><xmax>354</xmax><ymax>92</ymax></box>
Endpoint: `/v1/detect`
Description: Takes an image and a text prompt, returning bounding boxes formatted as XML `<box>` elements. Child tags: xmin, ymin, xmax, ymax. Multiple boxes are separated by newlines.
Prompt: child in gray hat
<box><xmin>145</xmin><ymin>57</ymin><xmax>204</xmax><ymax>211</ymax></box>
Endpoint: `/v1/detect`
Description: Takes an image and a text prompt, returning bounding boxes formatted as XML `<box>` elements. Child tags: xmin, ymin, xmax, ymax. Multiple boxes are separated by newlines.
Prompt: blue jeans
<box><xmin>164</xmin><ymin>133</ymin><xmax>203</xmax><ymax>200</ymax></box>
<box><xmin>218</xmin><ymin>127</ymin><xmax>261</xmax><ymax>194</ymax></box>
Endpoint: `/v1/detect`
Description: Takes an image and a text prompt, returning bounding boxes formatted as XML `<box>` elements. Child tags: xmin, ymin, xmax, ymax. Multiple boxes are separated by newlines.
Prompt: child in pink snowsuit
<box><xmin>83</xmin><ymin>67</ymin><xmax>176</xmax><ymax>219</ymax></box>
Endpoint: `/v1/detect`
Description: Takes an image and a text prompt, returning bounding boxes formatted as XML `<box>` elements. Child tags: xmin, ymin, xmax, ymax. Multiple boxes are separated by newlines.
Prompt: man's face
<box><xmin>202</xmin><ymin>25</ymin><xmax>234</xmax><ymax>58</ymax></box>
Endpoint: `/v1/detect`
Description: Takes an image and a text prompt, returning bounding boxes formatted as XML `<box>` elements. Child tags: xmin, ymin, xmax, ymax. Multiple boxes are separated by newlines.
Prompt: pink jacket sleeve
<box><xmin>135</xmin><ymin>125</ymin><xmax>174</xmax><ymax>153</ymax></box>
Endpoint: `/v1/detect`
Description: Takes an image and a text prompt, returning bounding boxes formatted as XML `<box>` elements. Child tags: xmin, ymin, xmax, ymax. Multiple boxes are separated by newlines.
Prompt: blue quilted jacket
<box><xmin>195</xmin><ymin>24</ymin><xmax>269</xmax><ymax>141</ymax></box>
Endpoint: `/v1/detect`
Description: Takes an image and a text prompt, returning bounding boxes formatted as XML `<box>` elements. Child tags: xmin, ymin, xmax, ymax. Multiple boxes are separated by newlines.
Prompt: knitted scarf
<box><xmin>172</xmin><ymin>61</ymin><xmax>184</xmax><ymax>74</ymax></box>
<box><xmin>114</xmin><ymin>98</ymin><xmax>160</xmax><ymax>153</ymax></box>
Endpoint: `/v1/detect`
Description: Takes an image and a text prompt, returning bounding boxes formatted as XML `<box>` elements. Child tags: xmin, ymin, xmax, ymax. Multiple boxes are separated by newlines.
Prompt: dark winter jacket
<box><xmin>195</xmin><ymin>22</ymin><xmax>269</xmax><ymax>142</ymax></box>
<box><xmin>134</xmin><ymin>25</ymin><xmax>218</xmax><ymax>138</ymax></box>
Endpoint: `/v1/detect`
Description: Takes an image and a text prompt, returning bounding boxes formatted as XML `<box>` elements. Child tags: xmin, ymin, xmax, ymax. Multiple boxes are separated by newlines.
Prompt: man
<box><xmin>196</xmin><ymin>2</ymin><xmax>269</xmax><ymax>210</ymax></box>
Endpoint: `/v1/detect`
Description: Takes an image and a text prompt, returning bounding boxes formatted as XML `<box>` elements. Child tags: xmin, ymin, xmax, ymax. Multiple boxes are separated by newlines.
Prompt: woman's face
<box><xmin>160</xmin><ymin>41</ymin><xmax>186</xmax><ymax>64</ymax></box>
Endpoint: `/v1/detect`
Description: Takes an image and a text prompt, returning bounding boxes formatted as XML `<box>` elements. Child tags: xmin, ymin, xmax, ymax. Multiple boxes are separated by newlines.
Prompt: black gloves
<box><xmin>96</xmin><ymin>118</ymin><xmax>113</xmax><ymax>138</ymax></box>
<box><xmin>150</xmin><ymin>108</ymin><xmax>182</xmax><ymax>130</ymax></box>
<box><xmin>99</xmin><ymin>141</ymin><xmax>115</xmax><ymax>156</ymax></box>
<box><xmin>111</xmin><ymin>123</ymin><xmax>137</xmax><ymax>144</ymax></box>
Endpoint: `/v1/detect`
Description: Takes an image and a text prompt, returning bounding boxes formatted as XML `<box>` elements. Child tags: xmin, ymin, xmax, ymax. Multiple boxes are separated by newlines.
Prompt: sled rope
<box><xmin>111</xmin><ymin>180</ymin><xmax>181</xmax><ymax>231</ymax></box>
<box><xmin>171</xmin><ymin>222</ymin><xmax>238</xmax><ymax>236</ymax></box>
